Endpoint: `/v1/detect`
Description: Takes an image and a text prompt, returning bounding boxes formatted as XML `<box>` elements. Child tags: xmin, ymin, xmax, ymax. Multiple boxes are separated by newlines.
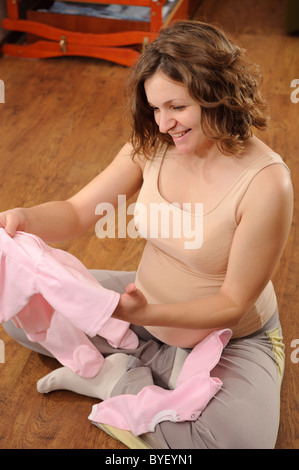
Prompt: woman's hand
<box><xmin>0</xmin><ymin>208</ymin><xmax>26</xmax><ymax>237</ymax></box>
<box><xmin>112</xmin><ymin>283</ymin><xmax>149</xmax><ymax>325</ymax></box>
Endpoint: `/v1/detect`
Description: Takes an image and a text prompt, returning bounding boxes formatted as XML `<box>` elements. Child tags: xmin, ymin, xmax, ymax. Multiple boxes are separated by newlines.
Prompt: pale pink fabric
<box><xmin>0</xmin><ymin>229</ymin><xmax>138</xmax><ymax>377</ymax></box>
<box><xmin>89</xmin><ymin>329</ymin><xmax>232</xmax><ymax>435</ymax></box>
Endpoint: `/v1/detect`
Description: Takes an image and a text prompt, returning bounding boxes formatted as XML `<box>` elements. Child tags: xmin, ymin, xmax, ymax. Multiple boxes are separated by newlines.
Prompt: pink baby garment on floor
<box><xmin>89</xmin><ymin>328</ymin><xmax>232</xmax><ymax>435</ymax></box>
<box><xmin>0</xmin><ymin>229</ymin><xmax>138</xmax><ymax>377</ymax></box>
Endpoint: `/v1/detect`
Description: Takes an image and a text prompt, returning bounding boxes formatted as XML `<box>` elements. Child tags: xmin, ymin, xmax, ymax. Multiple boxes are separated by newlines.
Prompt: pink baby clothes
<box><xmin>89</xmin><ymin>329</ymin><xmax>232</xmax><ymax>435</ymax></box>
<box><xmin>0</xmin><ymin>229</ymin><xmax>138</xmax><ymax>377</ymax></box>
<box><xmin>37</xmin><ymin>310</ymin><xmax>106</xmax><ymax>377</ymax></box>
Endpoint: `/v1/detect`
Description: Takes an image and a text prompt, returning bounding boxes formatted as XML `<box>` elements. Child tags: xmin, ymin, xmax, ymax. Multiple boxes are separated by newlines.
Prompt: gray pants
<box><xmin>3</xmin><ymin>270</ymin><xmax>285</xmax><ymax>449</ymax></box>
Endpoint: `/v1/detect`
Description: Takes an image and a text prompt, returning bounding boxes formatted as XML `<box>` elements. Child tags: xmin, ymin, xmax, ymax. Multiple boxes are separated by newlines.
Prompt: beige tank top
<box><xmin>134</xmin><ymin>149</ymin><xmax>290</xmax><ymax>338</ymax></box>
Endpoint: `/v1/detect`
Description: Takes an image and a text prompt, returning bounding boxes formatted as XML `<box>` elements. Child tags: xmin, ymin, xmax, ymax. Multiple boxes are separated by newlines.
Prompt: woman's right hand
<box><xmin>0</xmin><ymin>208</ymin><xmax>26</xmax><ymax>237</ymax></box>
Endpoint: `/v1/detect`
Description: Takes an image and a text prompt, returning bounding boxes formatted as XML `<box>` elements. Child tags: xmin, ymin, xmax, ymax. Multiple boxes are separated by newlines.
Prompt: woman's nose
<box><xmin>157</xmin><ymin>110</ymin><xmax>176</xmax><ymax>134</ymax></box>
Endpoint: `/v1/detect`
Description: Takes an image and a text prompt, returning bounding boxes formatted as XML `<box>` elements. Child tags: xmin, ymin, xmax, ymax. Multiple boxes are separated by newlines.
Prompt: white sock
<box><xmin>37</xmin><ymin>353</ymin><xmax>129</xmax><ymax>400</ymax></box>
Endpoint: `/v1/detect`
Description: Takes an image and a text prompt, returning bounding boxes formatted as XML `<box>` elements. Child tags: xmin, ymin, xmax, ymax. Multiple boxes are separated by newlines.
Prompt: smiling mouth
<box><xmin>170</xmin><ymin>129</ymin><xmax>191</xmax><ymax>139</ymax></box>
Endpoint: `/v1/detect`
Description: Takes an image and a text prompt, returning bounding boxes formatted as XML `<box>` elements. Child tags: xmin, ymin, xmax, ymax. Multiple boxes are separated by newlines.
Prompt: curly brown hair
<box><xmin>126</xmin><ymin>20</ymin><xmax>269</xmax><ymax>158</ymax></box>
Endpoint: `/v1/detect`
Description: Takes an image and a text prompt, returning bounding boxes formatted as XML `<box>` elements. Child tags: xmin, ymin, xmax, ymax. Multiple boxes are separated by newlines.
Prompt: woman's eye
<box><xmin>148</xmin><ymin>105</ymin><xmax>185</xmax><ymax>112</ymax></box>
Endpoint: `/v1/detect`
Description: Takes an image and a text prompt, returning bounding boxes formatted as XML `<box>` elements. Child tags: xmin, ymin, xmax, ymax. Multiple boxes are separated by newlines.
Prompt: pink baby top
<box><xmin>0</xmin><ymin>229</ymin><xmax>138</xmax><ymax>377</ymax></box>
<box><xmin>89</xmin><ymin>328</ymin><xmax>232</xmax><ymax>435</ymax></box>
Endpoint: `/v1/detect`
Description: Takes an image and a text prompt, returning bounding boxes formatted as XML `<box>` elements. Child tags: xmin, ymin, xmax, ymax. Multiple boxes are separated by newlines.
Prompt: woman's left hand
<box><xmin>112</xmin><ymin>283</ymin><xmax>149</xmax><ymax>325</ymax></box>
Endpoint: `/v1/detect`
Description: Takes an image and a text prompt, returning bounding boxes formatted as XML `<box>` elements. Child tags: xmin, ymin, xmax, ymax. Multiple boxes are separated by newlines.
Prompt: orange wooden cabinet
<box><xmin>2</xmin><ymin>0</ymin><xmax>200</xmax><ymax>66</ymax></box>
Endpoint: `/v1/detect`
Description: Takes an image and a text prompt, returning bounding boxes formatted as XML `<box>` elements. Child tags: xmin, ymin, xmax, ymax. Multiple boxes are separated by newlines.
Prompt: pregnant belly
<box><xmin>145</xmin><ymin>325</ymin><xmax>215</xmax><ymax>348</ymax></box>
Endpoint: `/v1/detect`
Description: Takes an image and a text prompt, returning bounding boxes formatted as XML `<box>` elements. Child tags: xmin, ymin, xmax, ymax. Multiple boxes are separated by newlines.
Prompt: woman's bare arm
<box><xmin>0</xmin><ymin>143</ymin><xmax>144</xmax><ymax>242</ymax></box>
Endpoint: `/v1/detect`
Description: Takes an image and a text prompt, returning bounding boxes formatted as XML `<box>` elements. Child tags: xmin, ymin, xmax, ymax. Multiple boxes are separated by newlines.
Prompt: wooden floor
<box><xmin>0</xmin><ymin>0</ymin><xmax>298</xmax><ymax>450</ymax></box>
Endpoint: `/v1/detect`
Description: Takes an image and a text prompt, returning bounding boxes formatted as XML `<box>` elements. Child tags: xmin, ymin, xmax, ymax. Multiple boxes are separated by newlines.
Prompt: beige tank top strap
<box><xmin>223</xmin><ymin>152</ymin><xmax>290</xmax><ymax>213</ymax></box>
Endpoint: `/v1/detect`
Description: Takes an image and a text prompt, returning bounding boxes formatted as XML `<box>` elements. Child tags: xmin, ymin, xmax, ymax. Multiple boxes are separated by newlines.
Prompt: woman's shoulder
<box><xmin>240</xmin><ymin>135</ymin><xmax>274</xmax><ymax>160</ymax></box>
<box><xmin>237</xmin><ymin>143</ymin><xmax>292</xmax><ymax>216</ymax></box>
<box><xmin>238</xmin><ymin>137</ymin><xmax>288</xmax><ymax>174</ymax></box>
<box><xmin>131</xmin><ymin>142</ymin><xmax>168</xmax><ymax>174</ymax></box>
<box><xmin>234</xmin><ymin>137</ymin><xmax>293</xmax><ymax>221</ymax></box>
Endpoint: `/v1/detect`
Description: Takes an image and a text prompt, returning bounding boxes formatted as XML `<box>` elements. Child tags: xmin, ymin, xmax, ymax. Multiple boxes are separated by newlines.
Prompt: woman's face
<box><xmin>144</xmin><ymin>71</ymin><xmax>206</xmax><ymax>156</ymax></box>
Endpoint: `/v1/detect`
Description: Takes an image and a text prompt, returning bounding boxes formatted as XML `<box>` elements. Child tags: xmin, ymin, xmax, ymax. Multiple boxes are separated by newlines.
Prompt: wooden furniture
<box><xmin>2</xmin><ymin>0</ymin><xmax>200</xmax><ymax>66</ymax></box>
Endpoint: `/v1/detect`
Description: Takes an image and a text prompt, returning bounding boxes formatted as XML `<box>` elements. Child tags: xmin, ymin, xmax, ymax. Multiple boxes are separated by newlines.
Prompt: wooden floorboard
<box><xmin>0</xmin><ymin>0</ymin><xmax>298</xmax><ymax>449</ymax></box>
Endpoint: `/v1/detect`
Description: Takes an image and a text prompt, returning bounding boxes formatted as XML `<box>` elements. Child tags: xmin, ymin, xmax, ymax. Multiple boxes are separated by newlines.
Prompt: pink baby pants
<box><xmin>89</xmin><ymin>328</ymin><xmax>232</xmax><ymax>435</ymax></box>
<box><xmin>0</xmin><ymin>229</ymin><xmax>138</xmax><ymax>377</ymax></box>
